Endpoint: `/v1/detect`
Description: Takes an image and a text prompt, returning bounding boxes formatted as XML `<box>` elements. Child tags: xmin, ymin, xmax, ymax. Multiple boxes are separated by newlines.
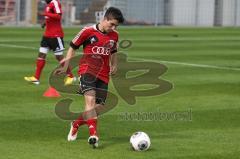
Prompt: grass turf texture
<box><xmin>0</xmin><ymin>27</ymin><xmax>240</xmax><ymax>159</ymax></box>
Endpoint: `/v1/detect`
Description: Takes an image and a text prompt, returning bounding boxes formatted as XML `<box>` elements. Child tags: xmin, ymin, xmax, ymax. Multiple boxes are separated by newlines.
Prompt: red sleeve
<box><xmin>44</xmin><ymin>2</ymin><xmax>62</xmax><ymax>20</ymax></box>
<box><xmin>70</xmin><ymin>28</ymin><xmax>91</xmax><ymax>49</ymax></box>
<box><xmin>44</xmin><ymin>12</ymin><xmax>61</xmax><ymax>20</ymax></box>
<box><xmin>51</xmin><ymin>0</ymin><xmax>62</xmax><ymax>14</ymax></box>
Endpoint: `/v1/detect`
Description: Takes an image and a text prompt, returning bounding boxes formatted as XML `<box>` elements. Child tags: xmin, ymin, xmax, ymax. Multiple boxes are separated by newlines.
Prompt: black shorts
<box><xmin>78</xmin><ymin>73</ymin><xmax>108</xmax><ymax>105</ymax></box>
<box><xmin>40</xmin><ymin>36</ymin><xmax>64</xmax><ymax>54</ymax></box>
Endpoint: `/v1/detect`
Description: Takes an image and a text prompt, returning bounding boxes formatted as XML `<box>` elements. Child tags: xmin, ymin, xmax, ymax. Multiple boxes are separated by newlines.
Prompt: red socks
<box><xmin>72</xmin><ymin>117</ymin><xmax>98</xmax><ymax>136</ymax></box>
<box><xmin>86</xmin><ymin>119</ymin><xmax>98</xmax><ymax>136</ymax></box>
<box><xmin>34</xmin><ymin>58</ymin><xmax>46</xmax><ymax>80</ymax></box>
<box><xmin>72</xmin><ymin>116</ymin><xmax>86</xmax><ymax>128</ymax></box>
<box><xmin>34</xmin><ymin>58</ymin><xmax>74</xmax><ymax>80</ymax></box>
<box><xmin>66</xmin><ymin>67</ymin><xmax>74</xmax><ymax>78</ymax></box>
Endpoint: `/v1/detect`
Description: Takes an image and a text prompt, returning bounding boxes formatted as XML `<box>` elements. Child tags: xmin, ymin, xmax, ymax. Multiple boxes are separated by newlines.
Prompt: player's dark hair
<box><xmin>45</xmin><ymin>0</ymin><xmax>52</xmax><ymax>4</ymax></box>
<box><xmin>104</xmin><ymin>7</ymin><xmax>124</xmax><ymax>24</ymax></box>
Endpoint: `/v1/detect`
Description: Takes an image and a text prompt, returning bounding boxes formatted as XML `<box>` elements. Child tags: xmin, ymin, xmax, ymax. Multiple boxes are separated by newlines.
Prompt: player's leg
<box><xmin>87</xmin><ymin>79</ymin><xmax>108</xmax><ymax>147</ymax></box>
<box><xmin>67</xmin><ymin>74</ymin><xmax>97</xmax><ymax>142</ymax></box>
<box><xmin>24</xmin><ymin>37</ymin><xmax>49</xmax><ymax>85</ymax></box>
<box><xmin>67</xmin><ymin>109</ymin><xmax>87</xmax><ymax>141</ymax></box>
<box><xmin>95</xmin><ymin>79</ymin><xmax>108</xmax><ymax>107</ymax></box>
<box><xmin>81</xmin><ymin>74</ymin><xmax>99</xmax><ymax>147</ymax></box>
<box><xmin>55</xmin><ymin>54</ymin><xmax>74</xmax><ymax>85</ymax></box>
<box><xmin>84</xmin><ymin>89</ymin><xmax>99</xmax><ymax>148</ymax></box>
<box><xmin>53</xmin><ymin>37</ymin><xmax>74</xmax><ymax>85</ymax></box>
<box><xmin>86</xmin><ymin>76</ymin><xmax>109</xmax><ymax>148</ymax></box>
<box><xmin>34</xmin><ymin>53</ymin><xmax>47</xmax><ymax>80</ymax></box>
<box><xmin>67</xmin><ymin>117</ymin><xmax>85</xmax><ymax>141</ymax></box>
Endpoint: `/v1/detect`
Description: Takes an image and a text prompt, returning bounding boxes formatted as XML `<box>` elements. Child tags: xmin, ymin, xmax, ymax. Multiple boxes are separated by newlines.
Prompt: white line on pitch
<box><xmin>1</xmin><ymin>37</ymin><xmax>240</xmax><ymax>42</ymax></box>
<box><xmin>0</xmin><ymin>44</ymin><xmax>36</xmax><ymax>50</ymax></box>
<box><xmin>0</xmin><ymin>39</ymin><xmax>39</xmax><ymax>42</ymax></box>
<box><xmin>1</xmin><ymin>43</ymin><xmax>239</xmax><ymax>71</ymax></box>
<box><xmin>130</xmin><ymin>57</ymin><xmax>240</xmax><ymax>71</ymax></box>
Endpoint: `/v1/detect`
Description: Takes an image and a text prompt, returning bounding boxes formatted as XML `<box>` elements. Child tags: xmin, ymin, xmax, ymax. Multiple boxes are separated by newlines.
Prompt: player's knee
<box><xmin>55</xmin><ymin>55</ymin><xmax>63</xmax><ymax>61</ymax></box>
<box><xmin>38</xmin><ymin>53</ymin><xmax>47</xmax><ymax>59</ymax></box>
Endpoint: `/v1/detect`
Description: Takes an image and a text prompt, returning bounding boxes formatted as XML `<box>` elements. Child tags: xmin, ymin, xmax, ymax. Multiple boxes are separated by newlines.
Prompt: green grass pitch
<box><xmin>0</xmin><ymin>26</ymin><xmax>240</xmax><ymax>159</ymax></box>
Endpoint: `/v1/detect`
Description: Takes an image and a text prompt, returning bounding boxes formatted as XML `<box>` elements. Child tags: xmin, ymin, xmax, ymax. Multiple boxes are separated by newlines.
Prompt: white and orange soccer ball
<box><xmin>130</xmin><ymin>131</ymin><xmax>151</xmax><ymax>151</ymax></box>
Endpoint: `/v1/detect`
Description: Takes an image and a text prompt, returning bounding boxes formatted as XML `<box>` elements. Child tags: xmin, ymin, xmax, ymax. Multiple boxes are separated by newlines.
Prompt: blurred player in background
<box><xmin>55</xmin><ymin>7</ymin><xmax>124</xmax><ymax>148</ymax></box>
<box><xmin>24</xmin><ymin>0</ymin><xmax>74</xmax><ymax>85</ymax></box>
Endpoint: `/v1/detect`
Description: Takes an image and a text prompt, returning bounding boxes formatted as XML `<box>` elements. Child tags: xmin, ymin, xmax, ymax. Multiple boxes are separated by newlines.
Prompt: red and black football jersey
<box><xmin>70</xmin><ymin>24</ymin><xmax>119</xmax><ymax>83</ymax></box>
<box><xmin>44</xmin><ymin>0</ymin><xmax>64</xmax><ymax>38</ymax></box>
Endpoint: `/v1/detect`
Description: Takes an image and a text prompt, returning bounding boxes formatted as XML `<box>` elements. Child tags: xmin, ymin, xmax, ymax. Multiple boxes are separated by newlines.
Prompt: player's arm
<box><xmin>54</xmin><ymin>47</ymin><xmax>75</xmax><ymax>75</ymax></box>
<box><xmin>110</xmin><ymin>37</ymin><xmax>119</xmax><ymax>75</ymax></box>
<box><xmin>62</xmin><ymin>47</ymin><xmax>76</xmax><ymax>69</ymax></box>
<box><xmin>39</xmin><ymin>11</ymin><xmax>61</xmax><ymax>20</ymax></box>
<box><xmin>110</xmin><ymin>53</ymin><xmax>118</xmax><ymax>75</ymax></box>
<box><xmin>38</xmin><ymin>12</ymin><xmax>47</xmax><ymax>28</ymax></box>
<box><xmin>41</xmin><ymin>22</ymin><xmax>46</xmax><ymax>29</ymax></box>
<box><xmin>55</xmin><ymin>29</ymin><xmax>89</xmax><ymax>75</ymax></box>
<box><xmin>44</xmin><ymin>12</ymin><xmax>61</xmax><ymax>20</ymax></box>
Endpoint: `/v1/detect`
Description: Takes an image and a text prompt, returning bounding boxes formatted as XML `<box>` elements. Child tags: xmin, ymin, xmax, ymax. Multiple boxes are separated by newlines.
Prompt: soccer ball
<box><xmin>130</xmin><ymin>131</ymin><xmax>151</xmax><ymax>151</ymax></box>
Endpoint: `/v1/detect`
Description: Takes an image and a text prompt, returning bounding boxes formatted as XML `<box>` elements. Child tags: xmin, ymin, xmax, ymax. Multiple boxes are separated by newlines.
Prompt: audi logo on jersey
<box><xmin>91</xmin><ymin>40</ymin><xmax>116</xmax><ymax>55</ymax></box>
<box><xmin>92</xmin><ymin>46</ymin><xmax>111</xmax><ymax>55</ymax></box>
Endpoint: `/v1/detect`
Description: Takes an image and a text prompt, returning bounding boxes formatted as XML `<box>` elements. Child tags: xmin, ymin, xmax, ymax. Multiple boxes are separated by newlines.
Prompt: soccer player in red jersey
<box><xmin>24</xmin><ymin>0</ymin><xmax>74</xmax><ymax>85</ymax></box>
<box><xmin>56</xmin><ymin>7</ymin><xmax>124</xmax><ymax>148</ymax></box>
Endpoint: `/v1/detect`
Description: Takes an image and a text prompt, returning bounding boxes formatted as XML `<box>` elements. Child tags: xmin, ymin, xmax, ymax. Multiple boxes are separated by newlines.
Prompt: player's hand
<box><xmin>38</xmin><ymin>11</ymin><xmax>45</xmax><ymax>16</ymax></box>
<box><xmin>110</xmin><ymin>66</ymin><xmax>117</xmax><ymax>75</ymax></box>
<box><xmin>54</xmin><ymin>67</ymin><xmax>67</xmax><ymax>75</ymax></box>
<box><xmin>41</xmin><ymin>23</ymin><xmax>46</xmax><ymax>29</ymax></box>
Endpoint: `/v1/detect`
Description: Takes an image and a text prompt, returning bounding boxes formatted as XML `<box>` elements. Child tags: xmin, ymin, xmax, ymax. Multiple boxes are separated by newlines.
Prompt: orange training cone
<box><xmin>43</xmin><ymin>86</ymin><xmax>61</xmax><ymax>97</ymax></box>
